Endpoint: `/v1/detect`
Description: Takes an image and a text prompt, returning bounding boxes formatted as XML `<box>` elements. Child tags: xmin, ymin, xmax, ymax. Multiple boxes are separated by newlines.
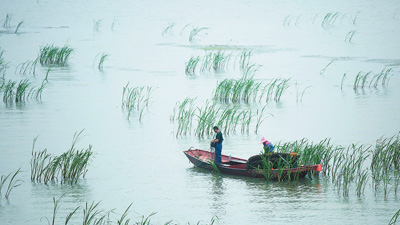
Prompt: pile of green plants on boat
<box><xmin>30</xmin><ymin>130</ymin><xmax>93</xmax><ymax>185</ymax></box>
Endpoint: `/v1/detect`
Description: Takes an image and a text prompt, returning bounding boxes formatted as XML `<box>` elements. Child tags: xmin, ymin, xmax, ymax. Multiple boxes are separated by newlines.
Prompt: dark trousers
<box><xmin>215</xmin><ymin>142</ymin><xmax>222</xmax><ymax>164</ymax></box>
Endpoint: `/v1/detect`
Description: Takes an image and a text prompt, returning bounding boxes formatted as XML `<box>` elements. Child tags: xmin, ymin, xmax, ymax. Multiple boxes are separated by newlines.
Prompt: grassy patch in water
<box><xmin>45</xmin><ymin>195</ymin><xmax>219</xmax><ymax>225</ymax></box>
<box><xmin>38</xmin><ymin>44</ymin><xmax>73</xmax><ymax>66</ymax></box>
<box><xmin>122</xmin><ymin>83</ymin><xmax>155</xmax><ymax>121</ymax></box>
<box><xmin>0</xmin><ymin>168</ymin><xmax>23</xmax><ymax>199</ymax></box>
<box><xmin>0</xmin><ymin>79</ymin><xmax>46</xmax><ymax>103</ymax></box>
<box><xmin>30</xmin><ymin>130</ymin><xmax>93</xmax><ymax>185</ymax></box>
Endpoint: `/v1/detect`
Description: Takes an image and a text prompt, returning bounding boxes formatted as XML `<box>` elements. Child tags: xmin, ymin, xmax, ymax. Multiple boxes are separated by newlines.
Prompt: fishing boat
<box><xmin>183</xmin><ymin>148</ymin><xmax>322</xmax><ymax>179</ymax></box>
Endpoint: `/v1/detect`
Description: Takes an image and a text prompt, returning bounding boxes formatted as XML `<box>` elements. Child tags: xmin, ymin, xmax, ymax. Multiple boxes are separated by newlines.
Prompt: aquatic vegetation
<box><xmin>43</xmin><ymin>195</ymin><xmax>217</xmax><ymax>225</ymax></box>
<box><xmin>214</xmin><ymin>77</ymin><xmax>290</xmax><ymax>103</ymax></box>
<box><xmin>15</xmin><ymin>59</ymin><xmax>38</xmax><ymax>75</ymax></box>
<box><xmin>162</xmin><ymin>22</ymin><xmax>175</xmax><ymax>36</ymax></box>
<box><xmin>95</xmin><ymin>53</ymin><xmax>109</xmax><ymax>71</ymax></box>
<box><xmin>38</xmin><ymin>44</ymin><xmax>73</xmax><ymax>66</ymax></box>
<box><xmin>189</xmin><ymin>27</ymin><xmax>208</xmax><ymax>42</ymax></box>
<box><xmin>14</xmin><ymin>20</ymin><xmax>23</xmax><ymax>33</ymax></box>
<box><xmin>283</xmin><ymin>12</ymin><xmax>359</xmax><ymax>27</ymax></box>
<box><xmin>3</xmin><ymin>13</ymin><xmax>12</xmax><ymax>28</ymax></box>
<box><xmin>185</xmin><ymin>56</ymin><xmax>200</xmax><ymax>75</ymax></box>
<box><xmin>214</xmin><ymin>77</ymin><xmax>261</xmax><ymax>103</ymax></box>
<box><xmin>341</xmin><ymin>73</ymin><xmax>347</xmax><ymax>90</ymax></box>
<box><xmin>371</xmin><ymin>133</ymin><xmax>400</xmax><ymax>199</ymax></box>
<box><xmin>171</xmin><ymin>99</ymin><xmax>268</xmax><ymax>137</ymax></box>
<box><xmin>0</xmin><ymin>168</ymin><xmax>22</xmax><ymax>199</ymax></box>
<box><xmin>295</xmin><ymin>84</ymin><xmax>311</xmax><ymax>103</ymax></box>
<box><xmin>122</xmin><ymin>83</ymin><xmax>155</xmax><ymax>121</ymax></box>
<box><xmin>320</xmin><ymin>60</ymin><xmax>334</xmax><ymax>76</ymax></box>
<box><xmin>345</xmin><ymin>30</ymin><xmax>357</xmax><ymax>42</ymax></box>
<box><xmin>30</xmin><ymin>130</ymin><xmax>93</xmax><ymax>185</ymax></box>
<box><xmin>200</xmin><ymin>51</ymin><xmax>231</xmax><ymax>73</ymax></box>
<box><xmin>352</xmin><ymin>68</ymin><xmax>393</xmax><ymax>91</ymax></box>
<box><xmin>389</xmin><ymin>208</ymin><xmax>400</xmax><ymax>225</ymax></box>
<box><xmin>1</xmin><ymin>79</ymin><xmax>46</xmax><ymax>103</ymax></box>
<box><xmin>0</xmin><ymin>49</ymin><xmax>8</xmax><ymax>79</ymax></box>
<box><xmin>321</xmin><ymin>12</ymin><xmax>340</xmax><ymax>27</ymax></box>
<box><xmin>170</xmin><ymin>97</ymin><xmax>197</xmax><ymax>136</ymax></box>
<box><xmin>93</xmin><ymin>19</ymin><xmax>103</xmax><ymax>32</ymax></box>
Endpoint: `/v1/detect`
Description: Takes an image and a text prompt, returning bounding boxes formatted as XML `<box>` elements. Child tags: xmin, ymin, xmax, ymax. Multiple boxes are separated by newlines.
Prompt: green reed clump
<box><xmin>371</xmin><ymin>133</ymin><xmax>400</xmax><ymax>199</ymax></box>
<box><xmin>353</xmin><ymin>68</ymin><xmax>392</xmax><ymax>91</ymax></box>
<box><xmin>214</xmin><ymin>77</ymin><xmax>262</xmax><ymax>103</ymax></box>
<box><xmin>38</xmin><ymin>44</ymin><xmax>73</xmax><ymax>66</ymax></box>
<box><xmin>189</xmin><ymin>27</ymin><xmax>208</xmax><ymax>42</ymax></box>
<box><xmin>1</xmin><ymin>79</ymin><xmax>46</xmax><ymax>103</ymax></box>
<box><xmin>44</xmin><ymin>195</ymin><xmax>217</xmax><ymax>225</ymax></box>
<box><xmin>0</xmin><ymin>49</ymin><xmax>8</xmax><ymax>79</ymax></box>
<box><xmin>171</xmin><ymin>97</ymin><xmax>197</xmax><ymax>137</ymax></box>
<box><xmin>320</xmin><ymin>60</ymin><xmax>334</xmax><ymax>76</ymax></box>
<box><xmin>95</xmin><ymin>53</ymin><xmax>109</xmax><ymax>71</ymax></box>
<box><xmin>345</xmin><ymin>30</ymin><xmax>357</xmax><ymax>42</ymax></box>
<box><xmin>15</xmin><ymin>20</ymin><xmax>23</xmax><ymax>34</ymax></box>
<box><xmin>122</xmin><ymin>83</ymin><xmax>155</xmax><ymax>121</ymax></box>
<box><xmin>30</xmin><ymin>130</ymin><xmax>93</xmax><ymax>185</ymax></box>
<box><xmin>16</xmin><ymin>59</ymin><xmax>38</xmax><ymax>75</ymax></box>
<box><xmin>93</xmin><ymin>19</ymin><xmax>103</xmax><ymax>32</ymax></box>
<box><xmin>199</xmin><ymin>51</ymin><xmax>231</xmax><ymax>73</ymax></box>
<box><xmin>321</xmin><ymin>12</ymin><xmax>340</xmax><ymax>27</ymax></box>
<box><xmin>162</xmin><ymin>22</ymin><xmax>175</xmax><ymax>36</ymax></box>
<box><xmin>389</xmin><ymin>208</ymin><xmax>400</xmax><ymax>225</ymax></box>
<box><xmin>0</xmin><ymin>168</ymin><xmax>23</xmax><ymax>199</ymax></box>
<box><xmin>172</xmin><ymin>99</ymin><xmax>260</xmax><ymax>137</ymax></box>
<box><xmin>3</xmin><ymin>13</ymin><xmax>12</xmax><ymax>28</ymax></box>
<box><xmin>185</xmin><ymin>56</ymin><xmax>200</xmax><ymax>75</ymax></box>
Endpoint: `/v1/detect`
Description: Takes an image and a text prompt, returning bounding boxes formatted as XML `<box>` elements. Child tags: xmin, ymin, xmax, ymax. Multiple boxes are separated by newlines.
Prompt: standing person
<box><xmin>260</xmin><ymin>137</ymin><xmax>274</xmax><ymax>153</ymax></box>
<box><xmin>211</xmin><ymin>126</ymin><xmax>223</xmax><ymax>164</ymax></box>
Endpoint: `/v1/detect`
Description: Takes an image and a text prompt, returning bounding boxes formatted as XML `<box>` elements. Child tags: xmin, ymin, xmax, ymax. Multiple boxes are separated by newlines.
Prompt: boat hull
<box><xmin>184</xmin><ymin>149</ymin><xmax>320</xmax><ymax>179</ymax></box>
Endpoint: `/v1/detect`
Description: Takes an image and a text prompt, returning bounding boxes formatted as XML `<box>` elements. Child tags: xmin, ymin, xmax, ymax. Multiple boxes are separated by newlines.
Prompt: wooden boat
<box><xmin>183</xmin><ymin>149</ymin><xmax>322</xmax><ymax>179</ymax></box>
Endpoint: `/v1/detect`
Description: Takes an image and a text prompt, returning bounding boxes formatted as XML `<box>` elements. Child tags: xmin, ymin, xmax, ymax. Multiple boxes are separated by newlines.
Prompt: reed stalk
<box><xmin>38</xmin><ymin>44</ymin><xmax>73</xmax><ymax>66</ymax></box>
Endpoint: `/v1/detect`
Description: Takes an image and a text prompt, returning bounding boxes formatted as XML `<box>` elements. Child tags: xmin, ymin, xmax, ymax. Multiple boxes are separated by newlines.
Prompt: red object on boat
<box><xmin>183</xmin><ymin>149</ymin><xmax>321</xmax><ymax>179</ymax></box>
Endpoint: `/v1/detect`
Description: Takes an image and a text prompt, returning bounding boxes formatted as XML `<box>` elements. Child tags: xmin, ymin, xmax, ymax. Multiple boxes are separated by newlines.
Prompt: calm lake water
<box><xmin>1</xmin><ymin>0</ymin><xmax>400</xmax><ymax>224</ymax></box>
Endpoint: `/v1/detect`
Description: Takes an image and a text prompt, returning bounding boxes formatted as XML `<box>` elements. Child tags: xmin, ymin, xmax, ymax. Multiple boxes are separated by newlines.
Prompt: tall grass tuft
<box><xmin>185</xmin><ymin>56</ymin><xmax>200</xmax><ymax>75</ymax></box>
<box><xmin>389</xmin><ymin>208</ymin><xmax>400</xmax><ymax>225</ymax></box>
<box><xmin>352</xmin><ymin>68</ymin><xmax>392</xmax><ymax>91</ymax></box>
<box><xmin>93</xmin><ymin>19</ymin><xmax>103</xmax><ymax>32</ymax></box>
<box><xmin>16</xmin><ymin>59</ymin><xmax>38</xmax><ymax>75</ymax></box>
<box><xmin>189</xmin><ymin>27</ymin><xmax>208</xmax><ymax>42</ymax></box>
<box><xmin>15</xmin><ymin>20</ymin><xmax>24</xmax><ymax>34</ymax></box>
<box><xmin>0</xmin><ymin>168</ymin><xmax>23</xmax><ymax>199</ymax></box>
<box><xmin>171</xmin><ymin>99</ymin><xmax>266</xmax><ymax>137</ymax></box>
<box><xmin>0</xmin><ymin>49</ymin><xmax>8</xmax><ymax>79</ymax></box>
<box><xmin>3</xmin><ymin>14</ymin><xmax>12</xmax><ymax>28</ymax></box>
<box><xmin>345</xmin><ymin>30</ymin><xmax>357</xmax><ymax>42</ymax></box>
<box><xmin>214</xmin><ymin>77</ymin><xmax>290</xmax><ymax>103</ymax></box>
<box><xmin>95</xmin><ymin>53</ymin><xmax>109</xmax><ymax>71</ymax></box>
<box><xmin>1</xmin><ymin>79</ymin><xmax>46</xmax><ymax>103</ymax></box>
<box><xmin>30</xmin><ymin>130</ymin><xmax>93</xmax><ymax>185</ymax></box>
<box><xmin>38</xmin><ymin>44</ymin><xmax>73</xmax><ymax>66</ymax></box>
<box><xmin>122</xmin><ymin>83</ymin><xmax>155</xmax><ymax>121</ymax></box>
<box><xmin>162</xmin><ymin>22</ymin><xmax>175</xmax><ymax>36</ymax></box>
